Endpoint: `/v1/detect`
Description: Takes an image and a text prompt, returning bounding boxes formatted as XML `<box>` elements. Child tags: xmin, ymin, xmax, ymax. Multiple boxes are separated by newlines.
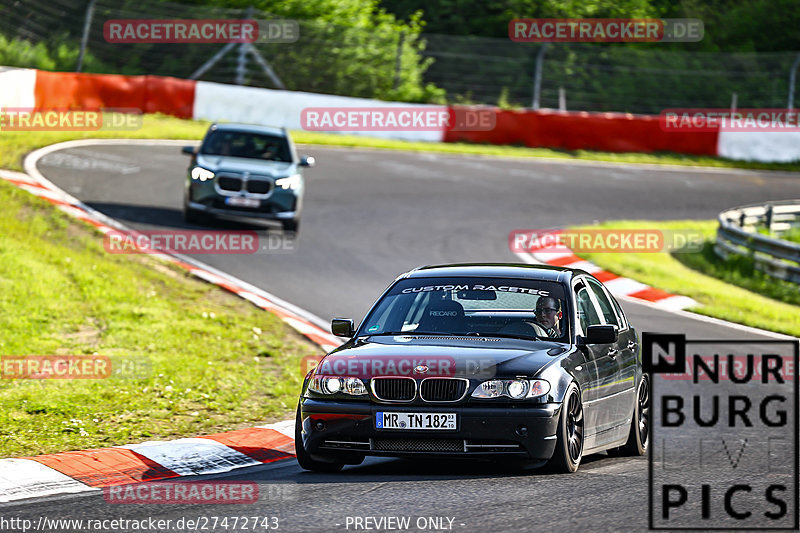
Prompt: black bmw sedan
<box><xmin>296</xmin><ymin>263</ymin><xmax>649</xmax><ymax>473</ymax></box>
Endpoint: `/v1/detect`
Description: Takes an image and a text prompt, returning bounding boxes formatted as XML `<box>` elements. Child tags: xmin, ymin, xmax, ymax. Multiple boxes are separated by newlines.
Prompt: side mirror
<box><xmin>584</xmin><ymin>325</ymin><xmax>618</xmax><ymax>345</ymax></box>
<box><xmin>331</xmin><ymin>318</ymin><xmax>354</xmax><ymax>338</ymax></box>
<box><xmin>299</xmin><ymin>155</ymin><xmax>315</xmax><ymax>167</ymax></box>
<box><xmin>182</xmin><ymin>146</ymin><xmax>197</xmax><ymax>155</ymax></box>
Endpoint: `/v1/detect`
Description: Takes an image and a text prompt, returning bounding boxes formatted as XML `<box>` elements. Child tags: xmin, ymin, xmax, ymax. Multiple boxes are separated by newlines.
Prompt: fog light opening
<box><xmin>314</xmin><ymin>420</ymin><xmax>325</xmax><ymax>431</ymax></box>
<box><xmin>516</xmin><ymin>424</ymin><xmax>529</xmax><ymax>437</ymax></box>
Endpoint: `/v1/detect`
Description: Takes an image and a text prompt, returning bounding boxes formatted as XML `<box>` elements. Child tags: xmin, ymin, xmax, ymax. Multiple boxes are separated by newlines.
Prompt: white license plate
<box><xmin>376</xmin><ymin>412</ymin><xmax>457</xmax><ymax>430</ymax></box>
<box><xmin>225</xmin><ymin>197</ymin><xmax>260</xmax><ymax>208</ymax></box>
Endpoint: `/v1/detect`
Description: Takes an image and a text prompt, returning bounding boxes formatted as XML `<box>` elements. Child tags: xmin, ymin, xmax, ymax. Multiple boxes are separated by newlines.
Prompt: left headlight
<box><xmin>308</xmin><ymin>375</ymin><xmax>367</xmax><ymax>396</ymax></box>
<box><xmin>275</xmin><ymin>174</ymin><xmax>301</xmax><ymax>190</ymax></box>
<box><xmin>471</xmin><ymin>379</ymin><xmax>550</xmax><ymax>399</ymax></box>
<box><xmin>190</xmin><ymin>167</ymin><xmax>215</xmax><ymax>182</ymax></box>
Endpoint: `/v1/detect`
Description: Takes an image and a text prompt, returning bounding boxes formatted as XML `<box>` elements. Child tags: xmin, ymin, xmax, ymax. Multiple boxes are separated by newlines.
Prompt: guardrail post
<box><xmin>531</xmin><ymin>43</ymin><xmax>549</xmax><ymax>110</ymax></box>
<box><xmin>76</xmin><ymin>0</ymin><xmax>97</xmax><ymax>72</ymax></box>
<box><xmin>788</xmin><ymin>53</ymin><xmax>800</xmax><ymax>109</ymax></box>
<box><xmin>765</xmin><ymin>203</ymin><xmax>774</xmax><ymax>233</ymax></box>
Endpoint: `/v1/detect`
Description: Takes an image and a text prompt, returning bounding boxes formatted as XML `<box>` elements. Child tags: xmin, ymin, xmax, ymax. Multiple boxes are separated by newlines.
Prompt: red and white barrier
<box><xmin>0</xmin><ymin>67</ymin><xmax>36</xmax><ymax>108</ymax></box>
<box><xmin>445</xmin><ymin>107</ymin><xmax>720</xmax><ymax>156</ymax></box>
<box><xmin>1</xmin><ymin>66</ymin><xmax>797</xmax><ymax>164</ymax></box>
<box><xmin>193</xmin><ymin>81</ymin><xmax>446</xmax><ymax>142</ymax></box>
<box><xmin>717</xmin><ymin>130</ymin><xmax>800</xmax><ymax>163</ymax></box>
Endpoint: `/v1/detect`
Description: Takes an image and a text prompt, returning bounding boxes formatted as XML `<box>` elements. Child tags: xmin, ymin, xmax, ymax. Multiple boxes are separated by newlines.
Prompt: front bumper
<box><xmin>186</xmin><ymin>200</ymin><xmax>299</xmax><ymax>222</ymax></box>
<box><xmin>298</xmin><ymin>398</ymin><xmax>560</xmax><ymax>461</ymax></box>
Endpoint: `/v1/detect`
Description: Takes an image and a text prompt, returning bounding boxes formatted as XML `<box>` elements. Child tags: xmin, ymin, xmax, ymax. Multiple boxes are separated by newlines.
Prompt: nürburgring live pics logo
<box><xmin>644</xmin><ymin>333</ymin><xmax>798</xmax><ymax>530</ymax></box>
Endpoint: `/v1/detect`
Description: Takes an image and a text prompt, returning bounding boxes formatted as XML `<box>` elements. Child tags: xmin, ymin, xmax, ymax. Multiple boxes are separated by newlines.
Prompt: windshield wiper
<box><xmin>460</xmin><ymin>332</ymin><xmax>544</xmax><ymax>341</ymax></box>
<box><xmin>367</xmin><ymin>331</ymin><xmax>458</xmax><ymax>336</ymax></box>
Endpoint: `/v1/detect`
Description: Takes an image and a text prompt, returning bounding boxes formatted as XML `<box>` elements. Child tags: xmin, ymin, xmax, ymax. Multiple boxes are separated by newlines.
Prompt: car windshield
<box><xmin>361</xmin><ymin>277</ymin><xmax>568</xmax><ymax>340</ymax></box>
<box><xmin>201</xmin><ymin>130</ymin><xmax>293</xmax><ymax>162</ymax></box>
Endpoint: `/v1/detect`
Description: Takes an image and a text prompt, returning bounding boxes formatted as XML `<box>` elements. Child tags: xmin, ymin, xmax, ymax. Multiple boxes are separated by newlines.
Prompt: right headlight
<box><xmin>307</xmin><ymin>375</ymin><xmax>367</xmax><ymax>396</ymax></box>
<box><xmin>275</xmin><ymin>174</ymin><xmax>301</xmax><ymax>190</ymax></box>
<box><xmin>471</xmin><ymin>379</ymin><xmax>550</xmax><ymax>399</ymax></box>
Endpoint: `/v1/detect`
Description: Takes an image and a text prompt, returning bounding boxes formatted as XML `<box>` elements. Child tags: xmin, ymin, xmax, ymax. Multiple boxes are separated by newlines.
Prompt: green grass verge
<box><xmin>572</xmin><ymin>220</ymin><xmax>800</xmax><ymax>337</ymax></box>
<box><xmin>0</xmin><ymin>179</ymin><xmax>321</xmax><ymax>457</ymax></box>
<box><xmin>1</xmin><ymin>113</ymin><xmax>799</xmax><ymax>172</ymax></box>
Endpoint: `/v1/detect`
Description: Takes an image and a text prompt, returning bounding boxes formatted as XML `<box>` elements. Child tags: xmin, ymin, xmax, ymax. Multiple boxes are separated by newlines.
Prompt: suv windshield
<box><xmin>201</xmin><ymin>130</ymin><xmax>292</xmax><ymax>162</ymax></box>
<box><xmin>361</xmin><ymin>277</ymin><xmax>568</xmax><ymax>340</ymax></box>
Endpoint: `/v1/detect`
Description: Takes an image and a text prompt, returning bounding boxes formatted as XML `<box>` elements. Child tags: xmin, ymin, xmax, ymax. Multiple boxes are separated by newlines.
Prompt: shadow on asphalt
<box><xmin>283</xmin><ymin>453</ymin><xmax>618</xmax><ymax>483</ymax></box>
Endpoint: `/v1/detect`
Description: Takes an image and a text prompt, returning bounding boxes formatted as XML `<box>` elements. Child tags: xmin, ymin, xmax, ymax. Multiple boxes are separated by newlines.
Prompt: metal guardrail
<box><xmin>715</xmin><ymin>200</ymin><xmax>800</xmax><ymax>284</ymax></box>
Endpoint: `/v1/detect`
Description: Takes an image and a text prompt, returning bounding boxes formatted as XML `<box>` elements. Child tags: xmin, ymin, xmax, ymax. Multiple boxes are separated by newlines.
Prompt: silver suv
<box><xmin>182</xmin><ymin>123</ymin><xmax>314</xmax><ymax>232</ymax></box>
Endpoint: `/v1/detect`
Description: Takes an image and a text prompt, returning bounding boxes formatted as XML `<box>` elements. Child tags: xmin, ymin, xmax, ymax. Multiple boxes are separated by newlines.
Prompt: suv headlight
<box><xmin>191</xmin><ymin>167</ymin><xmax>215</xmax><ymax>182</ymax></box>
<box><xmin>308</xmin><ymin>375</ymin><xmax>367</xmax><ymax>396</ymax></box>
<box><xmin>275</xmin><ymin>174</ymin><xmax>301</xmax><ymax>190</ymax></box>
<box><xmin>471</xmin><ymin>379</ymin><xmax>550</xmax><ymax>399</ymax></box>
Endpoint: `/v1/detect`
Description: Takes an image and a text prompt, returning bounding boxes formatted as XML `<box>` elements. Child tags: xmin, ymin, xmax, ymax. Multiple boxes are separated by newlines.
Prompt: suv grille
<box><xmin>218</xmin><ymin>176</ymin><xmax>242</xmax><ymax>191</ymax></box>
<box><xmin>246</xmin><ymin>180</ymin><xmax>272</xmax><ymax>194</ymax></box>
<box><xmin>419</xmin><ymin>378</ymin><xmax>467</xmax><ymax>402</ymax></box>
<box><xmin>373</xmin><ymin>438</ymin><xmax>463</xmax><ymax>452</ymax></box>
<box><xmin>371</xmin><ymin>377</ymin><xmax>415</xmax><ymax>401</ymax></box>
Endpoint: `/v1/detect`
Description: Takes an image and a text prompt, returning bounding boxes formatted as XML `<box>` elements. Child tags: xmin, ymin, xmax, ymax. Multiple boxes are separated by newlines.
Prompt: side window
<box><xmin>575</xmin><ymin>284</ymin><xmax>601</xmax><ymax>335</ymax></box>
<box><xmin>609</xmin><ymin>292</ymin><xmax>628</xmax><ymax>330</ymax></box>
<box><xmin>586</xmin><ymin>278</ymin><xmax>620</xmax><ymax>328</ymax></box>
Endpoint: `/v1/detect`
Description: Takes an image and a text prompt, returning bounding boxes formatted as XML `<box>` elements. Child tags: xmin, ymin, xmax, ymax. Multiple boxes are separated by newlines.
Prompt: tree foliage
<box><xmin>381</xmin><ymin>0</ymin><xmax>800</xmax><ymax>52</ymax></box>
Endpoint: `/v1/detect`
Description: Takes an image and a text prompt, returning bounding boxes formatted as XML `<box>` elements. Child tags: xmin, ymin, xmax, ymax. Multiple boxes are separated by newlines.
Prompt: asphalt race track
<box><xmin>3</xmin><ymin>143</ymin><xmax>799</xmax><ymax>531</ymax></box>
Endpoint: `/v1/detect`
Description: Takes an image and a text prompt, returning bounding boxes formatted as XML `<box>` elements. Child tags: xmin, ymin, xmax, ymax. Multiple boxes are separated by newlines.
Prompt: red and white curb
<box><xmin>0</xmin><ymin>421</ymin><xmax>295</xmax><ymax>503</ymax></box>
<box><xmin>513</xmin><ymin>234</ymin><xmax>697</xmax><ymax>311</ymax></box>
<box><xmin>0</xmin><ymin>140</ymin><xmax>345</xmax><ymax>503</ymax></box>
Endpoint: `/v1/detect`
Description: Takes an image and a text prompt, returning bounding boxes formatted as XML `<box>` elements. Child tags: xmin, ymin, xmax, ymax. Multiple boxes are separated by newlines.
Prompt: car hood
<box><xmin>316</xmin><ymin>335</ymin><xmax>570</xmax><ymax>380</ymax></box>
<box><xmin>196</xmin><ymin>154</ymin><xmax>295</xmax><ymax>176</ymax></box>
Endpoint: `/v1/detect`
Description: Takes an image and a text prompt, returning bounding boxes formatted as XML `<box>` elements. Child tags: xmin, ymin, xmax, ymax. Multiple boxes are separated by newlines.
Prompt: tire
<box><xmin>282</xmin><ymin>218</ymin><xmax>300</xmax><ymax>233</ymax></box>
<box><xmin>547</xmin><ymin>382</ymin><xmax>584</xmax><ymax>473</ymax></box>
<box><xmin>294</xmin><ymin>404</ymin><xmax>344</xmax><ymax>473</ymax></box>
<box><xmin>610</xmin><ymin>375</ymin><xmax>649</xmax><ymax>456</ymax></box>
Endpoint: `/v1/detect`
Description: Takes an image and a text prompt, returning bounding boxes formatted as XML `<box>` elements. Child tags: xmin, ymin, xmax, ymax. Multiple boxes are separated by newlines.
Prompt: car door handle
<box><xmin>607</xmin><ymin>348</ymin><xmax>619</xmax><ymax>358</ymax></box>
<box><xmin>627</xmin><ymin>341</ymin><xmax>637</xmax><ymax>350</ymax></box>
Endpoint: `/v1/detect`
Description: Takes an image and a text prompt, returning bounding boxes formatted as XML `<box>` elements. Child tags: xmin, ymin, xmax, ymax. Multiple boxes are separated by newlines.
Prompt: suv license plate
<box><xmin>376</xmin><ymin>412</ymin><xmax>456</xmax><ymax>430</ymax></box>
<box><xmin>225</xmin><ymin>197</ymin><xmax>260</xmax><ymax>208</ymax></box>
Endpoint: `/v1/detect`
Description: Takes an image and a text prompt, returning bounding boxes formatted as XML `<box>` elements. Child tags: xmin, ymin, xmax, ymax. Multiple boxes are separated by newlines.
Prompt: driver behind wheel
<box><xmin>535</xmin><ymin>296</ymin><xmax>562</xmax><ymax>338</ymax></box>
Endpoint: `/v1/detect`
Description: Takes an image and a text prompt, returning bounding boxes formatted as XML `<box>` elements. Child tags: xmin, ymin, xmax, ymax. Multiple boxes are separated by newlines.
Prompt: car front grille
<box><xmin>216</xmin><ymin>174</ymin><xmax>274</xmax><ymax>195</ymax></box>
<box><xmin>246</xmin><ymin>180</ymin><xmax>272</xmax><ymax>194</ymax></box>
<box><xmin>318</xmin><ymin>437</ymin><xmax>525</xmax><ymax>455</ymax></box>
<box><xmin>373</xmin><ymin>438</ymin><xmax>463</xmax><ymax>452</ymax></box>
<box><xmin>419</xmin><ymin>378</ymin><xmax>468</xmax><ymax>402</ymax></box>
<box><xmin>218</xmin><ymin>176</ymin><xmax>242</xmax><ymax>191</ymax></box>
<box><xmin>371</xmin><ymin>377</ymin><xmax>415</xmax><ymax>402</ymax></box>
